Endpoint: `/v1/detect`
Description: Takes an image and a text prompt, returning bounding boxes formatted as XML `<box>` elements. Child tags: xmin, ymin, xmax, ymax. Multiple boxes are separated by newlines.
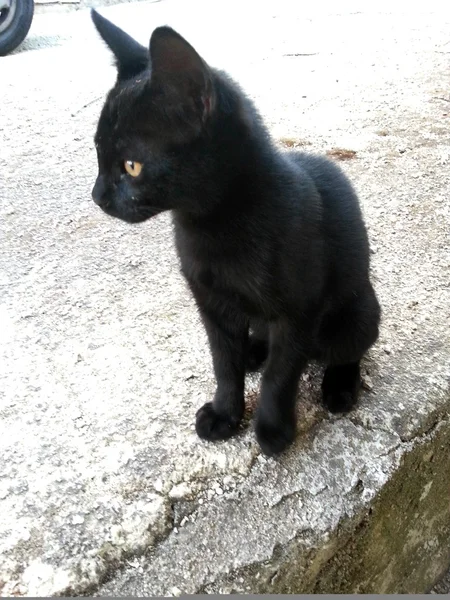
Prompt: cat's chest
<box><xmin>179</xmin><ymin>247</ymin><xmax>240</xmax><ymax>293</ymax></box>
<box><xmin>174</xmin><ymin>224</ymin><xmax>265</xmax><ymax>313</ymax></box>
<box><xmin>175</xmin><ymin>223</ymin><xmax>238</xmax><ymax>278</ymax></box>
<box><xmin>185</xmin><ymin>261</ymin><xmax>263</xmax><ymax>316</ymax></box>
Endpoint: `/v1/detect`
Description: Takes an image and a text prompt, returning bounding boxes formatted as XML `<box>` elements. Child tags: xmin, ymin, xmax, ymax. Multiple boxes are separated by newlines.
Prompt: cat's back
<box><xmin>285</xmin><ymin>150</ymin><xmax>371</xmax><ymax>288</ymax></box>
<box><xmin>287</xmin><ymin>151</ymin><xmax>368</xmax><ymax>243</ymax></box>
<box><xmin>286</xmin><ymin>152</ymin><xmax>361</xmax><ymax>217</ymax></box>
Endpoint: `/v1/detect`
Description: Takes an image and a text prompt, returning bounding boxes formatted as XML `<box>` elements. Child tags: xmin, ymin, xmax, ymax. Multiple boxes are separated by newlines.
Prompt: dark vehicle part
<box><xmin>0</xmin><ymin>0</ymin><xmax>34</xmax><ymax>56</ymax></box>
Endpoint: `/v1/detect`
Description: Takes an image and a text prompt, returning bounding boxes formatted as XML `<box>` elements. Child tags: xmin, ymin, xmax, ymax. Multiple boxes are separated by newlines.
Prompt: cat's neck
<box><xmin>172</xmin><ymin>144</ymin><xmax>282</xmax><ymax>231</ymax></box>
<box><xmin>172</xmin><ymin>71</ymin><xmax>286</xmax><ymax>226</ymax></box>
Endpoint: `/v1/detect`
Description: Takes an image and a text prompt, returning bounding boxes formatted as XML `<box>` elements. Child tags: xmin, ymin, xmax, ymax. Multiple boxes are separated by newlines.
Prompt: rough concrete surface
<box><xmin>33</xmin><ymin>0</ymin><xmax>159</xmax><ymax>18</ymax></box>
<box><xmin>433</xmin><ymin>568</ymin><xmax>450</xmax><ymax>594</ymax></box>
<box><xmin>1</xmin><ymin>0</ymin><xmax>449</xmax><ymax>596</ymax></box>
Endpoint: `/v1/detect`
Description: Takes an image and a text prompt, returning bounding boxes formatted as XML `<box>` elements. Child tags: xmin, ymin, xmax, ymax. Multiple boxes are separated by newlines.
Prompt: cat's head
<box><xmin>90</xmin><ymin>11</ymin><xmax>217</xmax><ymax>223</ymax></box>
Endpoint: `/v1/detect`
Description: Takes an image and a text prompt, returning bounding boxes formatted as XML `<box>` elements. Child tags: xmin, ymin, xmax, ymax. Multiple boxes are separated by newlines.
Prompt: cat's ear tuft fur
<box><xmin>149</xmin><ymin>26</ymin><xmax>214</xmax><ymax>120</ymax></box>
<box><xmin>91</xmin><ymin>10</ymin><xmax>149</xmax><ymax>81</ymax></box>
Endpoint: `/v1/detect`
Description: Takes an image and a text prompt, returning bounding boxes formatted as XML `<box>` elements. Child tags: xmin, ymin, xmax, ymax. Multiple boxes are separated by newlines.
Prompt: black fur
<box><xmin>91</xmin><ymin>11</ymin><xmax>381</xmax><ymax>456</ymax></box>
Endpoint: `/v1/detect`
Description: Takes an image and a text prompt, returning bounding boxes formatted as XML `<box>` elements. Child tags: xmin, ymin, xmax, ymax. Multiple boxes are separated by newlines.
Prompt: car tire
<box><xmin>0</xmin><ymin>0</ymin><xmax>34</xmax><ymax>56</ymax></box>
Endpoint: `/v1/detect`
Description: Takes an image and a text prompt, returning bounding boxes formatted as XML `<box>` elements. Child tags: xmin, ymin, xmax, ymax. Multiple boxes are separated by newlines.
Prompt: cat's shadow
<box><xmin>241</xmin><ymin>362</ymin><xmax>326</xmax><ymax>438</ymax></box>
<box><xmin>240</xmin><ymin>354</ymin><xmax>380</xmax><ymax>442</ymax></box>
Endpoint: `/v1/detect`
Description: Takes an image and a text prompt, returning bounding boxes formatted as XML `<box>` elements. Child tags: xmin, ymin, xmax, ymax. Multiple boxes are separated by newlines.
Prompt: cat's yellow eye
<box><xmin>124</xmin><ymin>160</ymin><xmax>142</xmax><ymax>177</ymax></box>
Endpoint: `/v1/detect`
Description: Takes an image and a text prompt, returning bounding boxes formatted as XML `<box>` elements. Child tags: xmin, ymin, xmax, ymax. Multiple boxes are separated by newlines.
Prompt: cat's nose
<box><xmin>92</xmin><ymin>176</ymin><xmax>108</xmax><ymax>207</ymax></box>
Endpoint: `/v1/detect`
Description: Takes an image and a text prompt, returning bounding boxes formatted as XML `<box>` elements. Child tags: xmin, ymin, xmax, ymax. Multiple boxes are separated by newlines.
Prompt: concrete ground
<box><xmin>1</xmin><ymin>0</ymin><xmax>449</xmax><ymax>595</ymax></box>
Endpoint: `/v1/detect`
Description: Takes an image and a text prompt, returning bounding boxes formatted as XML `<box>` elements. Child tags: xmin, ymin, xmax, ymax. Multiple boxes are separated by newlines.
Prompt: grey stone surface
<box><xmin>1</xmin><ymin>0</ymin><xmax>449</xmax><ymax>595</ymax></box>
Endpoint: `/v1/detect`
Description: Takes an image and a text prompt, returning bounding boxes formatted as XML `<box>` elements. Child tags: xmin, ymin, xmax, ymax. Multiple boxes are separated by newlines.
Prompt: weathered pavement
<box><xmin>1</xmin><ymin>0</ymin><xmax>450</xmax><ymax>595</ymax></box>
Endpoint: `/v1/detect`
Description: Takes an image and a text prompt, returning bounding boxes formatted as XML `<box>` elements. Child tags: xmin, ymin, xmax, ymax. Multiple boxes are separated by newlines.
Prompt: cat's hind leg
<box><xmin>321</xmin><ymin>362</ymin><xmax>362</xmax><ymax>413</ymax></box>
<box><xmin>318</xmin><ymin>285</ymin><xmax>380</xmax><ymax>414</ymax></box>
<box><xmin>246</xmin><ymin>320</ymin><xmax>269</xmax><ymax>372</ymax></box>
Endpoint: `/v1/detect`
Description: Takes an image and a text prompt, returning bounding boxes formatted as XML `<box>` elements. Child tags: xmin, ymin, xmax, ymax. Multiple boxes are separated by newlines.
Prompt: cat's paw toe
<box><xmin>255</xmin><ymin>419</ymin><xmax>296</xmax><ymax>457</ymax></box>
<box><xmin>246</xmin><ymin>338</ymin><xmax>269</xmax><ymax>372</ymax></box>
<box><xmin>321</xmin><ymin>364</ymin><xmax>361</xmax><ymax>414</ymax></box>
<box><xmin>322</xmin><ymin>390</ymin><xmax>358</xmax><ymax>414</ymax></box>
<box><xmin>195</xmin><ymin>402</ymin><xmax>241</xmax><ymax>441</ymax></box>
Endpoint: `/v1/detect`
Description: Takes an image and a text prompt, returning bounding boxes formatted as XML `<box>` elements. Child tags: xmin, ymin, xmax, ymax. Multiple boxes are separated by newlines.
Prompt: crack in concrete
<box><xmin>270</xmin><ymin>485</ymin><xmax>329</xmax><ymax>510</ymax></box>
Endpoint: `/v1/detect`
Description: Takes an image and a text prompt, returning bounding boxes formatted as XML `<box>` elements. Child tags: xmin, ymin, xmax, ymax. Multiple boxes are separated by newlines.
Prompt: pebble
<box><xmin>362</xmin><ymin>374</ymin><xmax>374</xmax><ymax>391</ymax></box>
<box><xmin>71</xmin><ymin>514</ymin><xmax>85</xmax><ymax>525</ymax></box>
<box><xmin>169</xmin><ymin>482</ymin><xmax>191</xmax><ymax>500</ymax></box>
<box><xmin>170</xmin><ymin>586</ymin><xmax>182</xmax><ymax>597</ymax></box>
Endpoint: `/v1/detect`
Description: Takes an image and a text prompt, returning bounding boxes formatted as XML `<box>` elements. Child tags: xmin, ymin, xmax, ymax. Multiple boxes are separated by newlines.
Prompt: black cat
<box><xmin>91</xmin><ymin>10</ymin><xmax>381</xmax><ymax>456</ymax></box>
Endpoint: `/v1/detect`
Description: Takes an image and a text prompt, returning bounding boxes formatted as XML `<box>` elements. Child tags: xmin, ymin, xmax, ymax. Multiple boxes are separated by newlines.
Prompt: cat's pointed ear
<box><xmin>91</xmin><ymin>10</ymin><xmax>149</xmax><ymax>81</ymax></box>
<box><xmin>149</xmin><ymin>27</ymin><xmax>214</xmax><ymax>120</ymax></box>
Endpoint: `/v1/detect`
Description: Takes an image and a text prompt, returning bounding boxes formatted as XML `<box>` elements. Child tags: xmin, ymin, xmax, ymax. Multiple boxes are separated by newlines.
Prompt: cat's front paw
<box><xmin>255</xmin><ymin>417</ymin><xmax>296</xmax><ymax>457</ymax></box>
<box><xmin>195</xmin><ymin>402</ymin><xmax>241</xmax><ymax>441</ymax></box>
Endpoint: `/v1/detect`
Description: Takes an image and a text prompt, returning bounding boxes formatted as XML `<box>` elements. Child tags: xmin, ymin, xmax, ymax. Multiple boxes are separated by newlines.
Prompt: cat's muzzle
<box><xmin>92</xmin><ymin>175</ymin><xmax>110</xmax><ymax>208</ymax></box>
